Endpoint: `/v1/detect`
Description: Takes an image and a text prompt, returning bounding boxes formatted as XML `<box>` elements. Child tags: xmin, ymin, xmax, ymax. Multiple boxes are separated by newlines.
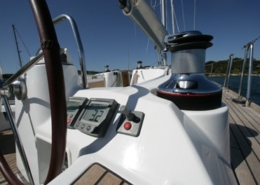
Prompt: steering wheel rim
<box><xmin>0</xmin><ymin>0</ymin><xmax>67</xmax><ymax>184</ymax></box>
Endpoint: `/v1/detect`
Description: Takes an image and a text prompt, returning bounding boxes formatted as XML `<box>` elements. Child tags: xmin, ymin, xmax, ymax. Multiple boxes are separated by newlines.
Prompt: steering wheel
<box><xmin>0</xmin><ymin>0</ymin><xmax>67</xmax><ymax>184</ymax></box>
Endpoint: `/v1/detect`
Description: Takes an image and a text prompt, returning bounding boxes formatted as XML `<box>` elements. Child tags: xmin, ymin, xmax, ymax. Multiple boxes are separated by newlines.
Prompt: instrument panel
<box><xmin>66</xmin><ymin>97</ymin><xmax>118</xmax><ymax>137</ymax></box>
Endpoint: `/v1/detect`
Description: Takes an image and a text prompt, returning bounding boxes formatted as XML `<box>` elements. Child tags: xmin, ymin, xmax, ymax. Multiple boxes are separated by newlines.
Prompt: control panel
<box><xmin>117</xmin><ymin>106</ymin><xmax>144</xmax><ymax>137</ymax></box>
<box><xmin>67</xmin><ymin>98</ymin><xmax>119</xmax><ymax>137</ymax></box>
<box><xmin>66</xmin><ymin>97</ymin><xmax>88</xmax><ymax>128</ymax></box>
<box><xmin>66</xmin><ymin>97</ymin><xmax>144</xmax><ymax>138</ymax></box>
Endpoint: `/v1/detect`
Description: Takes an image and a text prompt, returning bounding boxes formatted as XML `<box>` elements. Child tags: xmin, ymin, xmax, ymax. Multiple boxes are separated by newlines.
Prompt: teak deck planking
<box><xmin>223</xmin><ymin>88</ymin><xmax>260</xmax><ymax>185</ymax></box>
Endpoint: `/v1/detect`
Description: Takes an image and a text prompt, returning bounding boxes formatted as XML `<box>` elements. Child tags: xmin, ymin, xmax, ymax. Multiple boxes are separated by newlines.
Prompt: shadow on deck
<box><xmin>224</xmin><ymin>89</ymin><xmax>260</xmax><ymax>185</ymax></box>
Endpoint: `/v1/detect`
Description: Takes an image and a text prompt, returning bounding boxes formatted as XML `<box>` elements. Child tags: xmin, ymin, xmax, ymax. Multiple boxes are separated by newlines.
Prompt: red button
<box><xmin>67</xmin><ymin>118</ymin><xmax>71</xmax><ymax>124</ymax></box>
<box><xmin>124</xmin><ymin>122</ymin><xmax>132</xmax><ymax>130</ymax></box>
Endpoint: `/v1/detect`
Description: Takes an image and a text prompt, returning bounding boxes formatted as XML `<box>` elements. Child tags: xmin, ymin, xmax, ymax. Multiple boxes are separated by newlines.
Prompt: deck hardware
<box><xmin>74</xmin><ymin>98</ymin><xmax>119</xmax><ymax>137</ymax></box>
<box><xmin>120</xmin><ymin>105</ymin><xmax>135</xmax><ymax>121</ymax></box>
<box><xmin>223</xmin><ymin>54</ymin><xmax>234</xmax><ymax>89</ymax></box>
<box><xmin>117</xmin><ymin>105</ymin><xmax>144</xmax><ymax>136</ymax></box>
<box><xmin>53</xmin><ymin>14</ymin><xmax>87</xmax><ymax>89</ymax></box>
<box><xmin>232</xmin><ymin>36</ymin><xmax>259</xmax><ymax>106</ymax></box>
<box><xmin>157</xmin><ymin>31</ymin><xmax>222</xmax><ymax>110</ymax></box>
<box><xmin>10</xmin><ymin>80</ymin><xmax>27</xmax><ymax>100</ymax></box>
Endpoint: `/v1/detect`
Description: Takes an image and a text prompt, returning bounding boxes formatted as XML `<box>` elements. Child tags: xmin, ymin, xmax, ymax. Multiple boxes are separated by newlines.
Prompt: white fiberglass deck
<box><xmin>1</xmin><ymin>88</ymin><xmax>260</xmax><ymax>185</ymax></box>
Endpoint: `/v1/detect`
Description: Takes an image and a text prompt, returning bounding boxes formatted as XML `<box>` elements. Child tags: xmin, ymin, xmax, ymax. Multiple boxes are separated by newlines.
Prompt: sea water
<box><xmin>208</xmin><ymin>75</ymin><xmax>260</xmax><ymax>106</ymax></box>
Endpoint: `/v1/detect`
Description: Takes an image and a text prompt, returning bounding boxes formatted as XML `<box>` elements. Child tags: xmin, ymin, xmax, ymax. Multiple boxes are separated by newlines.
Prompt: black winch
<box><xmin>157</xmin><ymin>31</ymin><xmax>222</xmax><ymax>110</ymax></box>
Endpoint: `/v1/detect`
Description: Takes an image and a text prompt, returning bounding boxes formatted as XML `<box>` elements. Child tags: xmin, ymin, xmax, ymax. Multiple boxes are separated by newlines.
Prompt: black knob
<box><xmin>120</xmin><ymin>105</ymin><xmax>135</xmax><ymax>121</ymax></box>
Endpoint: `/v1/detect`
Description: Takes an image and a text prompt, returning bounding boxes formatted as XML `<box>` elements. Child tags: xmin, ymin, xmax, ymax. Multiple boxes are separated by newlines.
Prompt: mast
<box><xmin>161</xmin><ymin>0</ymin><xmax>166</xmax><ymax>27</ymax></box>
<box><xmin>161</xmin><ymin>0</ymin><xmax>167</xmax><ymax>66</ymax></box>
<box><xmin>12</xmin><ymin>25</ymin><xmax>23</xmax><ymax>68</ymax></box>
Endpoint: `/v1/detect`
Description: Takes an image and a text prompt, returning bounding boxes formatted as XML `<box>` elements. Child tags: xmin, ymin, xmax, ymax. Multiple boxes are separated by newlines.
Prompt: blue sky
<box><xmin>0</xmin><ymin>0</ymin><xmax>260</xmax><ymax>74</ymax></box>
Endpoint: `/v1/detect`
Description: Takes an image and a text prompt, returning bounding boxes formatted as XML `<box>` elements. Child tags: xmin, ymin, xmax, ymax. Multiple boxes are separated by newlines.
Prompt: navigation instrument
<box><xmin>66</xmin><ymin>97</ymin><xmax>88</xmax><ymax>128</ymax></box>
<box><xmin>74</xmin><ymin>98</ymin><xmax>118</xmax><ymax>137</ymax></box>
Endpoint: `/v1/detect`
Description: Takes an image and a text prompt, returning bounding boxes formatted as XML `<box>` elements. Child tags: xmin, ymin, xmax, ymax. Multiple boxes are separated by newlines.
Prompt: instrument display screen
<box><xmin>75</xmin><ymin>98</ymin><xmax>118</xmax><ymax>137</ymax></box>
<box><xmin>67</xmin><ymin>100</ymin><xmax>84</xmax><ymax>112</ymax></box>
<box><xmin>66</xmin><ymin>97</ymin><xmax>88</xmax><ymax>128</ymax></box>
<box><xmin>82</xmin><ymin>101</ymin><xmax>109</xmax><ymax>123</ymax></box>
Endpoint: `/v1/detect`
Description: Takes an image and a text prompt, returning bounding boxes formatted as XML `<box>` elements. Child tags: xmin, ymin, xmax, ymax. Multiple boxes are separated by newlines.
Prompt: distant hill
<box><xmin>3</xmin><ymin>59</ymin><xmax>260</xmax><ymax>80</ymax></box>
<box><xmin>205</xmin><ymin>58</ymin><xmax>260</xmax><ymax>75</ymax></box>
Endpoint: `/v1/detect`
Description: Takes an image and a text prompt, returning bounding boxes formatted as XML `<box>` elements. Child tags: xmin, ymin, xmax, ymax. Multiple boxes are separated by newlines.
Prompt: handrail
<box><xmin>4</xmin><ymin>14</ymin><xmax>88</xmax><ymax>88</ymax></box>
<box><xmin>223</xmin><ymin>54</ymin><xmax>234</xmax><ymax>89</ymax></box>
<box><xmin>232</xmin><ymin>46</ymin><xmax>248</xmax><ymax>104</ymax></box>
<box><xmin>53</xmin><ymin>14</ymin><xmax>87</xmax><ymax>88</ymax></box>
<box><xmin>233</xmin><ymin>40</ymin><xmax>257</xmax><ymax>105</ymax></box>
<box><xmin>205</xmin><ymin>63</ymin><xmax>214</xmax><ymax>77</ymax></box>
<box><xmin>3</xmin><ymin>52</ymin><xmax>43</xmax><ymax>87</ymax></box>
<box><xmin>1</xmin><ymin>13</ymin><xmax>86</xmax><ymax>184</ymax></box>
<box><xmin>223</xmin><ymin>57</ymin><xmax>229</xmax><ymax>87</ymax></box>
<box><xmin>237</xmin><ymin>45</ymin><xmax>249</xmax><ymax>97</ymax></box>
<box><xmin>246</xmin><ymin>43</ymin><xmax>254</xmax><ymax>106</ymax></box>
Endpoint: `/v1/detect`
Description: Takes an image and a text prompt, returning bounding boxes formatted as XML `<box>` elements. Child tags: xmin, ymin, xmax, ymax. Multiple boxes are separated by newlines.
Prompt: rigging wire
<box><xmin>232</xmin><ymin>48</ymin><xmax>244</xmax><ymax>57</ymax></box>
<box><xmin>147</xmin><ymin>0</ymin><xmax>157</xmax><ymax>58</ymax></box>
<box><xmin>0</xmin><ymin>60</ymin><xmax>3</xmax><ymax>80</ymax></box>
<box><xmin>174</xmin><ymin>7</ymin><xmax>180</xmax><ymax>32</ymax></box>
<box><xmin>225</xmin><ymin>36</ymin><xmax>260</xmax><ymax>60</ymax></box>
<box><xmin>146</xmin><ymin>38</ymin><xmax>150</xmax><ymax>55</ymax></box>
<box><xmin>149</xmin><ymin>0</ymin><xmax>153</xmax><ymax>8</ymax></box>
<box><xmin>151</xmin><ymin>0</ymin><xmax>160</xmax><ymax>9</ymax></box>
<box><xmin>12</xmin><ymin>24</ymin><xmax>23</xmax><ymax>68</ymax></box>
<box><xmin>181</xmin><ymin>0</ymin><xmax>186</xmax><ymax>31</ymax></box>
<box><xmin>165</xmin><ymin>0</ymin><xmax>168</xmax><ymax>31</ymax></box>
<box><xmin>170</xmin><ymin>0</ymin><xmax>175</xmax><ymax>34</ymax></box>
<box><xmin>14</xmin><ymin>27</ymin><xmax>31</xmax><ymax>57</ymax></box>
<box><xmin>243</xmin><ymin>35</ymin><xmax>260</xmax><ymax>48</ymax></box>
<box><xmin>194</xmin><ymin>0</ymin><xmax>196</xmax><ymax>30</ymax></box>
<box><xmin>134</xmin><ymin>22</ymin><xmax>138</xmax><ymax>62</ymax></box>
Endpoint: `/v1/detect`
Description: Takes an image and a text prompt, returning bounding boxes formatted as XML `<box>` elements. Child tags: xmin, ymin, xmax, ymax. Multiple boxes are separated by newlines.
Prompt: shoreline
<box><xmin>207</xmin><ymin>74</ymin><xmax>260</xmax><ymax>77</ymax></box>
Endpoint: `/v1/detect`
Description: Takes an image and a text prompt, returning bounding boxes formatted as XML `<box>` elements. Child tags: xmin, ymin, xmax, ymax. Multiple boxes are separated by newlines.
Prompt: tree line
<box><xmin>205</xmin><ymin>58</ymin><xmax>260</xmax><ymax>75</ymax></box>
